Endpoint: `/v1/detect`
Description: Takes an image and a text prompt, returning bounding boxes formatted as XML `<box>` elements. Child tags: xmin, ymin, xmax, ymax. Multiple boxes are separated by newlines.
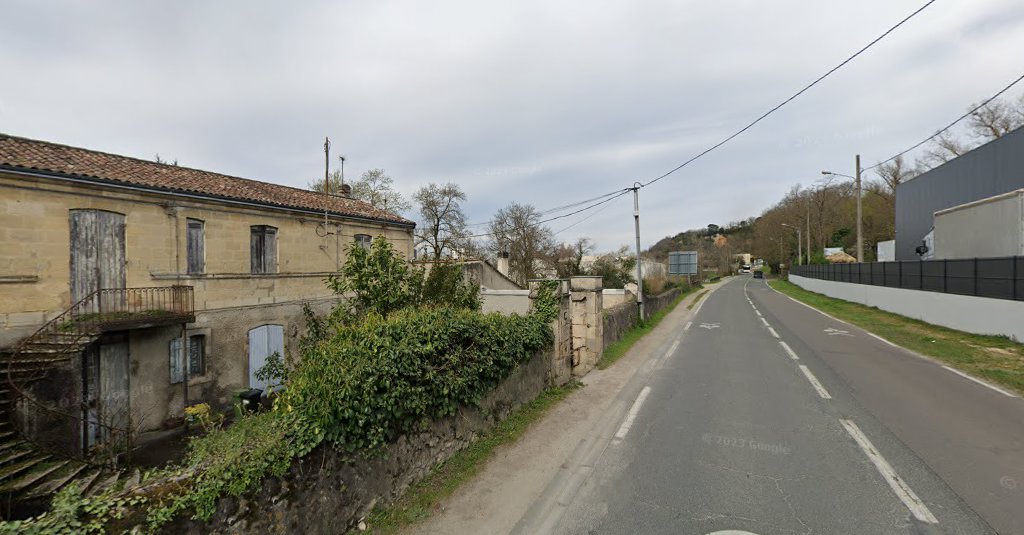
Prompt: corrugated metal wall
<box><xmin>895</xmin><ymin>126</ymin><xmax>1024</xmax><ymax>260</ymax></box>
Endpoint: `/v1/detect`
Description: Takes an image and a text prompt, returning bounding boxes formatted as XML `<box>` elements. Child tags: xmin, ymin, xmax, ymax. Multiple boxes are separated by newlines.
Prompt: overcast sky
<box><xmin>2</xmin><ymin>1</ymin><xmax>1023</xmax><ymax>250</ymax></box>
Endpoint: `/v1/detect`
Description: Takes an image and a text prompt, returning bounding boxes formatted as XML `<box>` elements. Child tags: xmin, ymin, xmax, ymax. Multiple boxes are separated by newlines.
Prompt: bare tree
<box><xmin>414</xmin><ymin>182</ymin><xmax>469</xmax><ymax>260</ymax></box>
<box><xmin>917</xmin><ymin>130</ymin><xmax>972</xmax><ymax>169</ymax></box>
<box><xmin>967</xmin><ymin>97</ymin><xmax>1024</xmax><ymax>141</ymax></box>
<box><xmin>873</xmin><ymin>154</ymin><xmax>916</xmax><ymax>197</ymax></box>
<box><xmin>550</xmin><ymin>237</ymin><xmax>594</xmax><ymax>278</ymax></box>
<box><xmin>488</xmin><ymin>202</ymin><xmax>555</xmax><ymax>285</ymax></box>
<box><xmin>350</xmin><ymin>169</ymin><xmax>411</xmax><ymax>213</ymax></box>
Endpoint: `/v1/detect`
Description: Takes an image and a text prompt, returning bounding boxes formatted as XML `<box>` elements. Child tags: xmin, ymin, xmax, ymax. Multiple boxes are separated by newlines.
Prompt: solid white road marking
<box><xmin>615</xmin><ymin>386</ymin><xmax>652</xmax><ymax>439</ymax></box>
<box><xmin>779</xmin><ymin>341</ymin><xmax>799</xmax><ymax>360</ymax></box>
<box><xmin>760</xmin><ymin>317</ymin><xmax>770</xmax><ymax>327</ymax></box>
<box><xmin>798</xmin><ymin>364</ymin><xmax>832</xmax><ymax>399</ymax></box>
<box><xmin>839</xmin><ymin>419</ymin><xmax>939</xmax><ymax>524</ymax></box>
<box><xmin>767</xmin><ymin>327</ymin><xmax>780</xmax><ymax>339</ymax></box>
<box><xmin>942</xmin><ymin>366</ymin><xmax>1017</xmax><ymax>398</ymax></box>
<box><xmin>664</xmin><ymin>340</ymin><xmax>680</xmax><ymax>359</ymax></box>
<box><xmin>684</xmin><ymin>321</ymin><xmax>692</xmax><ymax>331</ymax></box>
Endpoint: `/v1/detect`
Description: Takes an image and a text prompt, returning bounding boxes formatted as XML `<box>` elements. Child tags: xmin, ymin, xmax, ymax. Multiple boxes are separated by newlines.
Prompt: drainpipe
<box><xmin>181</xmin><ymin>324</ymin><xmax>189</xmax><ymax>431</ymax></box>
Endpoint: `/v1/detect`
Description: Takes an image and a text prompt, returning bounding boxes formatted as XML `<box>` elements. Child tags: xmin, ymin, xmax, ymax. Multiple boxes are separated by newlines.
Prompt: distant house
<box><xmin>896</xmin><ymin>126</ymin><xmax>1024</xmax><ymax>260</ymax></box>
<box><xmin>0</xmin><ymin>134</ymin><xmax>415</xmax><ymax>457</ymax></box>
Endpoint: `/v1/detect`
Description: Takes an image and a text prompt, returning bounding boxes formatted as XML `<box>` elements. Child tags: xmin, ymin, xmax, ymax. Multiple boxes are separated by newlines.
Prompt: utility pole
<box><xmin>632</xmin><ymin>184</ymin><xmax>645</xmax><ymax>321</ymax></box>
<box><xmin>855</xmin><ymin>154</ymin><xmax>863</xmax><ymax>262</ymax></box>
<box><xmin>806</xmin><ymin>201</ymin><xmax>811</xmax><ymax>264</ymax></box>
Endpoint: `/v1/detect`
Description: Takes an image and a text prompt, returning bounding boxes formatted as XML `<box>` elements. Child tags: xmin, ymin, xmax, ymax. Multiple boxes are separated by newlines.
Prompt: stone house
<box><xmin>0</xmin><ymin>134</ymin><xmax>415</xmax><ymax>456</ymax></box>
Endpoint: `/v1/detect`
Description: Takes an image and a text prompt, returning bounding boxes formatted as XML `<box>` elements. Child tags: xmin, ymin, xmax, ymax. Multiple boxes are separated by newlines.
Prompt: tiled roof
<box><xmin>0</xmin><ymin>133</ymin><xmax>414</xmax><ymax>226</ymax></box>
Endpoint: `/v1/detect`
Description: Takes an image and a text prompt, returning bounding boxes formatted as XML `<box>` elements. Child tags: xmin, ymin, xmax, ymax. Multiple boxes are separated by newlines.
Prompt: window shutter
<box><xmin>169</xmin><ymin>338</ymin><xmax>184</xmax><ymax>384</ymax></box>
<box><xmin>265</xmin><ymin>227</ymin><xmax>278</xmax><ymax>273</ymax></box>
<box><xmin>250</xmin><ymin>227</ymin><xmax>263</xmax><ymax>274</ymax></box>
<box><xmin>187</xmin><ymin>220</ymin><xmax>204</xmax><ymax>274</ymax></box>
<box><xmin>188</xmin><ymin>335</ymin><xmax>204</xmax><ymax>377</ymax></box>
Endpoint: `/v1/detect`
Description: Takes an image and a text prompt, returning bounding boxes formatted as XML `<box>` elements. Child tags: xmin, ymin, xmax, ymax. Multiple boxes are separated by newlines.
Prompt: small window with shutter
<box><xmin>250</xmin><ymin>225</ymin><xmax>278</xmax><ymax>274</ymax></box>
<box><xmin>186</xmin><ymin>219</ymin><xmax>205</xmax><ymax>274</ymax></box>
<box><xmin>170</xmin><ymin>334</ymin><xmax>206</xmax><ymax>383</ymax></box>
<box><xmin>354</xmin><ymin>234</ymin><xmax>372</xmax><ymax>250</ymax></box>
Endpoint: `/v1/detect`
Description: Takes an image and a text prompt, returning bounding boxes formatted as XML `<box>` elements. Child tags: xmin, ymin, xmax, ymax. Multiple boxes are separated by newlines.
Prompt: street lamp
<box><xmin>781</xmin><ymin>223</ymin><xmax>801</xmax><ymax>265</ymax></box>
<box><xmin>822</xmin><ymin>155</ymin><xmax>864</xmax><ymax>262</ymax></box>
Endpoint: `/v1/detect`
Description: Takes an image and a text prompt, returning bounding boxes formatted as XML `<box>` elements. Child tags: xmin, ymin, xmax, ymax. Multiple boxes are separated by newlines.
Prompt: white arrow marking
<box><xmin>824</xmin><ymin>327</ymin><xmax>853</xmax><ymax>337</ymax></box>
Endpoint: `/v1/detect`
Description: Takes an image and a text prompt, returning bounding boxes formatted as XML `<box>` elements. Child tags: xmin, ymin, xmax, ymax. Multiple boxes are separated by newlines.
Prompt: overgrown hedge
<box><xmin>281</xmin><ymin>306</ymin><xmax>553</xmax><ymax>454</ymax></box>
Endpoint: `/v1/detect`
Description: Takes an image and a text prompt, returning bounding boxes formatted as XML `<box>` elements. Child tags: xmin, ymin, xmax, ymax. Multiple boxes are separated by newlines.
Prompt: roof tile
<box><xmin>0</xmin><ymin>134</ymin><xmax>414</xmax><ymax>226</ymax></box>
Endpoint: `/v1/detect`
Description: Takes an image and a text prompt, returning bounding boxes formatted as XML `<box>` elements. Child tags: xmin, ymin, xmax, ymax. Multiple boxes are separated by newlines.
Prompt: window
<box><xmin>250</xmin><ymin>225</ymin><xmax>277</xmax><ymax>274</ymax></box>
<box><xmin>169</xmin><ymin>334</ymin><xmax>205</xmax><ymax>383</ymax></box>
<box><xmin>354</xmin><ymin>234</ymin><xmax>372</xmax><ymax>250</ymax></box>
<box><xmin>186</xmin><ymin>219</ymin><xmax>205</xmax><ymax>274</ymax></box>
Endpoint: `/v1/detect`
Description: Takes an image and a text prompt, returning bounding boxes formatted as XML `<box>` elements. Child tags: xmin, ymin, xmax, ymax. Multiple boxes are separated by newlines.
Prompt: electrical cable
<box><xmin>638</xmin><ymin>0</ymin><xmax>937</xmax><ymax>188</ymax></box>
<box><xmin>864</xmin><ymin>71</ymin><xmax>1024</xmax><ymax>171</ymax></box>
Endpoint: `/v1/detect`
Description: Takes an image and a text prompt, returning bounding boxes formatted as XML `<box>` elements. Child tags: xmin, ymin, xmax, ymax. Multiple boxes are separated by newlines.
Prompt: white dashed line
<box><xmin>767</xmin><ymin>327</ymin><xmax>780</xmax><ymax>339</ymax></box>
<box><xmin>779</xmin><ymin>341</ymin><xmax>799</xmax><ymax>361</ymax></box>
<box><xmin>754</xmin><ymin>310</ymin><xmax>763</xmax><ymax>317</ymax></box>
<box><xmin>798</xmin><ymin>365</ymin><xmax>831</xmax><ymax>399</ymax></box>
<box><xmin>664</xmin><ymin>340</ymin><xmax>680</xmax><ymax>359</ymax></box>
<box><xmin>615</xmin><ymin>386</ymin><xmax>652</xmax><ymax>439</ymax></box>
<box><xmin>684</xmin><ymin>321</ymin><xmax>692</xmax><ymax>331</ymax></box>
<box><xmin>942</xmin><ymin>366</ymin><xmax>1017</xmax><ymax>398</ymax></box>
<box><xmin>760</xmin><ymin>317</ymin><xmax>770</xmax><ymax>327</ymax></box>
<box><xmin>839</xmin><ymin>419</ymin><xmax>939</xmax><ymax>524</ymax></box>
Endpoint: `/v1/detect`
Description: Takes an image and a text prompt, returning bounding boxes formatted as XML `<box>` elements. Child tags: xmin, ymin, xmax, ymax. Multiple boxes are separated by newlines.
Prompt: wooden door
<box><xmin>248</xmin><ymin>324</ymin><xmax>284</xmax><ymax>391</ymax></box>
<box><xmin>70</xmin><ymin>210</ymin><xmax>126</xmax><ymax>306</ymax></box>
<box><xmin>83</xmin><ymin>336</ymin><xmax>130</xmax><ymax>451</ymax></box>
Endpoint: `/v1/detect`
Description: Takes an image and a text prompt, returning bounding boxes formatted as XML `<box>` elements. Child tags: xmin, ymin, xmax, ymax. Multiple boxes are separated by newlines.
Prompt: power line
<box><xmin>465</xmin><ymin>189</ymin><xmax>632</xmax><ymax>240</ymax></box>
<box><xmin>463</xmin><ymin>187</ymin><xmax>628</xmax><ymax>228</ymax></box>
<box><xmin>639</xmin><ymin>0</ymin><xmax>937</xmax><ymax>188</ymax></box>
<box><xmin>553</xmin><ymin>192</ymin><xmax>628</xmax><ymax>235</ymax></box>
<box><xmin>865</xmin><ymin>71</ymin><xmax>1024</xmax><ymax>171</ymax></box>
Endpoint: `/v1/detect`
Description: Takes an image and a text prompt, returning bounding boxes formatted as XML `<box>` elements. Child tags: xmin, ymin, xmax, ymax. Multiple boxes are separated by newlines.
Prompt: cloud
<box><xmin>2</xmin><ymin>0</ymin><xmax>1023</xmax><ymax>250</ymax></box>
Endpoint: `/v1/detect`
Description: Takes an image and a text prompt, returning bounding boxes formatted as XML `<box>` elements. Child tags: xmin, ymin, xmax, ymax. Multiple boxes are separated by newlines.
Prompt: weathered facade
<box><xmin>0</xmin><ymin>134</ymin><xmax>415</xmax><ymax>458</ymax></box>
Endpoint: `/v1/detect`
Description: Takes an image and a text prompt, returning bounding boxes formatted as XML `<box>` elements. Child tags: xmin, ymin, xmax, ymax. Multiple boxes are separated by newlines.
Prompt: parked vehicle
<box><xmin>753</xmin><ymin>270</ymin><xmax>764</xmax><ymax>279</ymax></box>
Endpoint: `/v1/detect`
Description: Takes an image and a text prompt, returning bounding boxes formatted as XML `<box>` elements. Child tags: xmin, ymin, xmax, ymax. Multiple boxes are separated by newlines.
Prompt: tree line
<box><xmin>651</xmin><ymin>92</ymin><xmax>1024</xmax><ymax>271</ymax></box>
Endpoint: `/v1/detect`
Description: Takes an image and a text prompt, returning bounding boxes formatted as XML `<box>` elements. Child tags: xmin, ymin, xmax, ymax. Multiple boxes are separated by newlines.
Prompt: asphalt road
<box><xmin>517</xmin><ymin>276</ymin><xmax>1023</xmax><ymax>535</ymax></box>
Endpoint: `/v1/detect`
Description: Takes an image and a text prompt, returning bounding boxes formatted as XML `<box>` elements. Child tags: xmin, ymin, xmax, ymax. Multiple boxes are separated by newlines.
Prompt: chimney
<box><xmin>496</xmin><ymin>251</ymin><xmax>510</xmax><ymax>277</ymax></box>
<box><xmin>340</xmin><ymin>183</ymin><xmax>352</xmax><ymax>198</ymax></box>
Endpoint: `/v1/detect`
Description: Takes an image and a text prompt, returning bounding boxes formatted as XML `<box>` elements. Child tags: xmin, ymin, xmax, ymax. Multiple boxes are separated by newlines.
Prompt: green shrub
<box><xmin>421</xmin><ymin>261</ymin><xmax>481</xmax><ymax>311</ymax></box>
<box><xmin>279</xmin><ymin>306</ymin><xmax>552</xmax><ymax>453</ymax></box>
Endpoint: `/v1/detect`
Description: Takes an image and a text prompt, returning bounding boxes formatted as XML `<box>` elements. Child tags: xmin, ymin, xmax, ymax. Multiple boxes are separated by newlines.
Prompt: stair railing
<box><xmin>4</xmin><ymin>286</ymin><xmax>195</xmax><ymax>461</ymax></box>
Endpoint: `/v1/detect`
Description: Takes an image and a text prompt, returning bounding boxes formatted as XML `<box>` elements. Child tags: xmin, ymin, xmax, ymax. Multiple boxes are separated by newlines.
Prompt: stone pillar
<box><xmin>529</xmin><ymin>279</ymin><xmax>572</xmax><ymax>386</ymax></box>
<box><xmin>569</xmin><ymin>276</ymin><xmax>604</xmax><ymax>377</ymax></box>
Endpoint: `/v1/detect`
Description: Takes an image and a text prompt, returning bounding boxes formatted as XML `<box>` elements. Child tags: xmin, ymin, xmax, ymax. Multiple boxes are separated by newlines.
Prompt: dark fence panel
<box><xmin>790</xmin><ymin>256</ymin><xmax>1023</xmax><ymax>302</ymax></box>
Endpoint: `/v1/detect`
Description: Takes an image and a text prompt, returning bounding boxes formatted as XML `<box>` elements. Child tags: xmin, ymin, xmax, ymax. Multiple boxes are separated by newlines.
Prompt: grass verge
<box><xmin>687</xmin><ymin>290</ymin><xmax>709</xmax><ymax>310</ymax></box>
<box><xmin>596</xmin><ymin>286</ymin><xmax>698</xmax><ymax>370</ymax></box>
<box><xmin>770</xmin><ymin>280</ymin><xmax>1024</xmax><ymax>395</ymax></box>
<box><xmin>362</xmin><ymin>381</ymin><xmax>582</xmax><ymax>534</ymax></box>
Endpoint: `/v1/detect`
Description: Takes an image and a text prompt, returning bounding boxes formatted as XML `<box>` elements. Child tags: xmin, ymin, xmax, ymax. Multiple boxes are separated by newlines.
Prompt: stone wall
<box><xmin>157</xmin><ymin>347</ymin><xmax>555</xmax><ymax>534</ymax></box>
<box><xmin>601</xmin><ymin>287</ymin><xmax>682</xmax><ymax>349</ymax></box>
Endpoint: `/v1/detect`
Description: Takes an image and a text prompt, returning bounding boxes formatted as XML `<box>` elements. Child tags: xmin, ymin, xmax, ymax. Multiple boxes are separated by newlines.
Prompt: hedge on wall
<box><xmin>279</xmin><ymin>306</ymin><xmax>553</xmax><ymax>454</ymax></box>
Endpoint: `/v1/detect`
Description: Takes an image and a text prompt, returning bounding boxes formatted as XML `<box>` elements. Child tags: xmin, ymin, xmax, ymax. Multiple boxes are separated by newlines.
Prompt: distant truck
<box><xmin>933</xmin><ymin>188</ymin><xmax>1024</xmax><ymax>259</ymax></box>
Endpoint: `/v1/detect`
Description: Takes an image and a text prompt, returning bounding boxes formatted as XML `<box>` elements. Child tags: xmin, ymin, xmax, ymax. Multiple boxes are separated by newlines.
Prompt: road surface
<box><xmin>508</xmin><ymin>276</ymin><xmax>1024</xmax><ymax>535</ymax></box>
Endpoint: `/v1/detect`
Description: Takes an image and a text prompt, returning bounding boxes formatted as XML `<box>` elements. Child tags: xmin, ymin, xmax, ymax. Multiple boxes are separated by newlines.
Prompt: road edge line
<box><xmin>839</xmin><ymin>418</ymin><xmax>939</xmax><ymax>525</ymax></box>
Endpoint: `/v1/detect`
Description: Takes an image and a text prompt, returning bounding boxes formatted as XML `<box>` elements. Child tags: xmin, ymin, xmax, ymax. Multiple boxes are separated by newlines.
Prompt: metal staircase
<box><xmin>0</xmin><ymin>286</ymin><xmax>194</xmax><ymax>514</ymax></box>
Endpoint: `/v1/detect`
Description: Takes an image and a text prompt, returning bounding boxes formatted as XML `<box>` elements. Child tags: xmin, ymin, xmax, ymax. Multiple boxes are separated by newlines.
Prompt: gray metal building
<box><xmin>895</xmin><ymin>126</ymin><xmax>1024</xmax><ymax>260</ymax></box>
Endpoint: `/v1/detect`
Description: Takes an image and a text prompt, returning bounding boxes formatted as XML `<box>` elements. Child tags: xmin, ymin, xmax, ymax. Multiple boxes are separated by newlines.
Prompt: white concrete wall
<box><xmin>790</xmin><ymin>275</ymin><xmax>1024</xmax><ymax>342</ymax></box>
<box><xmin>480</xmin><ymin>289</ymin><xmax>530</xmax><ymax>315</ymax></box>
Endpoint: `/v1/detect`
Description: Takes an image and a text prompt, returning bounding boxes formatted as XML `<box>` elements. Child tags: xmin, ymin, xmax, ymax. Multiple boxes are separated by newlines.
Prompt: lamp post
<box><xmin>822</xmin><ymin>155</ymin><xmax>864</xmax><ymax>262</ymax></box>
<box><xmin>781</xmin><ymin>223</ymin><xmax>801</xmax><ymax>265</ymax></box>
